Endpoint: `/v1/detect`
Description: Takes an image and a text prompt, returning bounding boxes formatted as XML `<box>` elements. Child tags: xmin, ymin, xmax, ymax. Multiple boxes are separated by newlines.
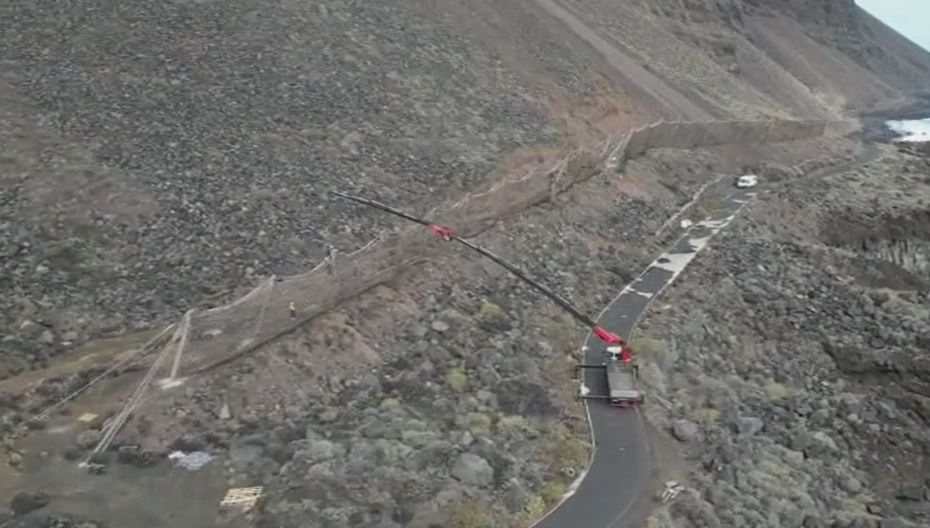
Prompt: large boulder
<box><xmin>11</xmin><ymin>491</ymin><xmax>49</xmax><ymax>515</ymax></box>
<box><xmin>672</xmin><ymin>420</ymin><xmax>699</xmax><ymax>442</ymax></box>
<box><xmin>734</xmin><ymin>416</ymin><xmax>764</xmax><ymax>436</ymax></box>
<box><xmin>450</xmin><ymin>453</ymin><xmax>494</xmax><ymax>487</ymax></box>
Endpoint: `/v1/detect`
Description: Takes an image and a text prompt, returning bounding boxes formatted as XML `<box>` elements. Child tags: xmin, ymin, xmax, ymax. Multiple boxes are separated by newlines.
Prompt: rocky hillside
<box><xmin>639</xmin><ymin>142</ymin><xmax>930</xmax><ymax>528</ymax></box>
<box><xmin>781</xmin><ymin>0</ymin><xmax>930</xmax><ymax>91</ymax></box>
<box><xmin>3</xmin><ymin>0</ymin><xmax>929</xmax><ymax>378</ymax></box>
<box><xmin>2</xmin><ymin>0</ymin><xmax>930</xmax><ymax>526</ymax></box>
<box><xmin>0</xmin><ymin>138</ymin><xmax>860</xmax><ymax>528</ymax></box>
<box><xmin>632</xmin><ymin>0</ymin><xmax>930</xmax><ymax>113</ymax></box>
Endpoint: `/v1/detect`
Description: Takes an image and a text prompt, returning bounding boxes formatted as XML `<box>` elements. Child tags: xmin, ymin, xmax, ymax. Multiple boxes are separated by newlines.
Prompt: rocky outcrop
<box><xmin>857</xmin><ymin>238</ymin><xmax>930</xmax><ymax>276</ymax></box>
<box><xmin>820</xmin><ymin>209</ymin><xmax>930</xmax><ymax>281</ymax></box>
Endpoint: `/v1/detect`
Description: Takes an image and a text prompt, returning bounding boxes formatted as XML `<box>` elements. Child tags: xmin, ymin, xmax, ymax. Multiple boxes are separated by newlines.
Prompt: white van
<box><xmin>736</xmin><ymin>174</ymin><xmax>759</xmax><ymax>188</ymax></box>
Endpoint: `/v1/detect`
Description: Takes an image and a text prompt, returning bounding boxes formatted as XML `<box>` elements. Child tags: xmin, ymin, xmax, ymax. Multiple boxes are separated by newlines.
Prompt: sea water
<box><xmin>887</xmin><ymin>118</ymin><xmax>930</xmax><ymax>142</ymax></box>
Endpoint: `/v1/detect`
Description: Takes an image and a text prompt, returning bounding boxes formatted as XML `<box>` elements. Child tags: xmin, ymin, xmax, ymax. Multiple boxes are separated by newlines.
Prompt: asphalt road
<box><xmin>533</xmin><ymin>185</ymin><xmax>758</xmax><ymax>528</ymax></box>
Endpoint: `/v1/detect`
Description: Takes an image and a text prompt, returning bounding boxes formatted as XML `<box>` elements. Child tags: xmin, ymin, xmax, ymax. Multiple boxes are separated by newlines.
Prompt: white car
<box><xmin>736</xmin><ymin>174</ymin><xmax>758</xmax><ymax>188</ymax></box>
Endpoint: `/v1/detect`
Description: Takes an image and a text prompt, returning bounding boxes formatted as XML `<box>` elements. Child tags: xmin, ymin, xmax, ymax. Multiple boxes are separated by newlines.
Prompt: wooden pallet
<box><xmin>220</xmin><ymin>486</ymin><xmax>263</xmax><ymax>512</ymax></box>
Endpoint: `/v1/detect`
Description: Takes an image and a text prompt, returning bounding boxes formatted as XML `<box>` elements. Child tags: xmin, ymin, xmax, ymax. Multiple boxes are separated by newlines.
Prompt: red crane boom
<box><xmin>332</xmin><ymin>190</ymin><xmax>631</xmax><ymax>358</ymax></box>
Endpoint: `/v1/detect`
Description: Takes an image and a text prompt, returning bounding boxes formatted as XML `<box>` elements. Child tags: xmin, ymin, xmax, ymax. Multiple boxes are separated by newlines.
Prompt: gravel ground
<box><xmin>639</xmin><ymin>142</ymin><xmax>930</xmax><ymax>528</ymax></box>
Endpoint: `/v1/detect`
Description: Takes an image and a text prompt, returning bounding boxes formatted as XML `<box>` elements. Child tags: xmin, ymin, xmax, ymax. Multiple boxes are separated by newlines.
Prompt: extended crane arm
<box><xmin>452</xmin><ymin>237</ymin><xmax>596</xmax><ymax>328</ymax></box>
<box><xmin>331</xmin><ymin>191</ymin><xmax>453</xmax><ymax>239</ymax></box>
<box><xmin>332</xmin><ymin>190</ymin><xmax>627</xmax><ymax>346</ymax></box>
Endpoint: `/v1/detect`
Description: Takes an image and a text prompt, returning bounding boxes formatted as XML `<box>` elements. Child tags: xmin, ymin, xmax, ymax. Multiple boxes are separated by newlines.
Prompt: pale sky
<box><xmin>858</xmin><ymin>0</ymin><xmax>930</xmax><ymax>52</ymax></box>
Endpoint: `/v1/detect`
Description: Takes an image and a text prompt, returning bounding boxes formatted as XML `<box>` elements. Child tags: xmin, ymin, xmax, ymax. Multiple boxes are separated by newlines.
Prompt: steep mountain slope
<box><xmin>3</xmin><ymin>0</ymin><xmax>929</xmax><ymax>373</ymax></box>
<box><xmin>782</xmin><ymin>1</ymin><xmax>930</xmax><ymax>92</ymax></box>
<box><xmin>2</xmin><ymin>0</ymin><xmax>930</xmax><ymax>527</ymax></box>
<box><xmin>631</xmin><ymin>0</ymin><xmax>930</xmax><ymax>113</ymax></box>
<box><xmin>744</xmin><ymin>14</ymin><xmax>897</xmax><ymax>111</ymax></box>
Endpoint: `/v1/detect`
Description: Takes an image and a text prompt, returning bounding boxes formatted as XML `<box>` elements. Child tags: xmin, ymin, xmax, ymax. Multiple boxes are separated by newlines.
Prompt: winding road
<box><xmin>533</xmin><ymin>185</ymin><xmax>759</xmax><ymax>528</ymax></box>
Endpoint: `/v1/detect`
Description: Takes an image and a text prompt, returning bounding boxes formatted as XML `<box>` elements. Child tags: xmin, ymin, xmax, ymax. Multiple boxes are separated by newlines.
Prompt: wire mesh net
<box><xmin>31</xmin><ymin>117</ymin><xmax>852</xmax><ymax>456</ymax></box>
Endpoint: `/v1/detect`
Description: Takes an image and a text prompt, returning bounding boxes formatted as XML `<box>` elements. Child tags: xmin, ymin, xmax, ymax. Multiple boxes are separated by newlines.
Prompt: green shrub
<box><xmin>522</xmin><ymin>495</ymin><xmax>546</xmax><ymax>519</ymax></box>
<box><xmin>694</xmin><ymin>406</ymin><xmax>720</xmax><ymax>425</ymax></box>
<box><xmin>645</xmin><ymin>510</ymin><xmax>676</xmax><ymax>528</ymax></box>
<box><xmin>764</xmin><ymin>382</ymin><xmax>792</xmax><ymax>401</ymax></box>
<box><xmin>544</xmin><ymin>426</ymin><xmax>588</xmax><ymax>469</ymax></box>
<box><xmin>446</xmin><ymin>367</ymin><xmax>468</xmax><ymax>391</ymax></box>
<box><xmin>477</xmin><ymin>299</ymin><xmax>503</xmax><ymax>318</ymax></box>
<box><xmin>540</xmin><ymin>480</ymin><xmax>568</xmax><ymax>505</ymax></box>
<box><xmin>497</xmin><ymin>414</ymin><xmax>529</xmax><ymax>434</ymax></box>
<box><xmin>378</xmin><ymin>397</ymin><xmax>400</xmax><ymax>410</ymax></box>
<box><xmin>542</xmin><ymin>314</ymin><xmax>576</xmax><ymax>348</ymax></box>
<box><xmin>688</xmin><ymin>187</ymin><xmax>726</xmax><ymax>221</ymax></box>
<box><xmin>443</xmin><ymin>498</ymin><xmax>496</xmax><ymax>528</ymax></box>
<box><xmin>556</xmin><ymin>437</ymin><xmax>587</xmax><ymax>468</ymax></box>
<box><xmin>467</xmin><ymin>412</ymin><xmax>492</xmax><ymax>435</ymax></box>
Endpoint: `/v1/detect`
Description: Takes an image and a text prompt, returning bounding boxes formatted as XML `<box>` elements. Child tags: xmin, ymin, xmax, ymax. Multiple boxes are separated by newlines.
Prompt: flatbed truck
<box><xmin>578</xmin><ymin>345</ymin><xmax>644</xmax><ymax>407</ymax></box>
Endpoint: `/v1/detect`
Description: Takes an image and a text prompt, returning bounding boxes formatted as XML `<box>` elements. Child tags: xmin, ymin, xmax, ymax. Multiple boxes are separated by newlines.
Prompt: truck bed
<box><xmin>606</xmin><ymin>362</ymin><xmax>641</xmax><ymax>402</ymax></box>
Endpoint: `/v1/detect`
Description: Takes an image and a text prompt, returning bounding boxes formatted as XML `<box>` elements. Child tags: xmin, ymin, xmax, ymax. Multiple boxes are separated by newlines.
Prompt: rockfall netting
<box><xmin>45</xmin><ymin>117</ymin><xmax>856</xmax><ymax>454</ymax></box>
